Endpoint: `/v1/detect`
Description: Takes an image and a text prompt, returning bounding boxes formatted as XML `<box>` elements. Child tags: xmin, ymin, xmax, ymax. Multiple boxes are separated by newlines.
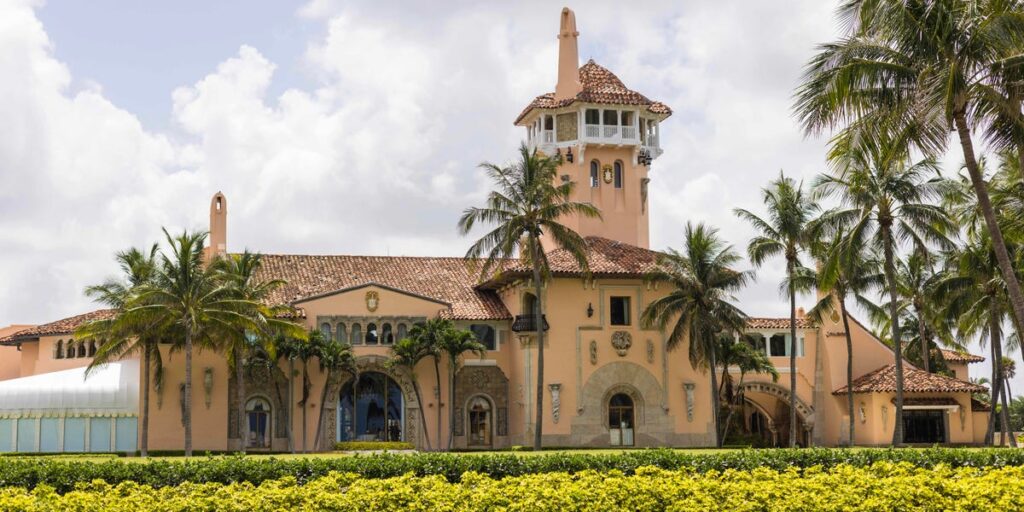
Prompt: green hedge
<box><xmin>334</xmin><ymin>441</ymin><xmax>414</xmax><ymax>451</ymax></box>
<box><xmin>2</xmin><ymin>463</ymin><xmax>1024</xmax><ymax>510</ymax></box>
<box><xmin>0</xmin><ymin>447</ymin><xmax>1023</xmax><ymax>493</ymax></box>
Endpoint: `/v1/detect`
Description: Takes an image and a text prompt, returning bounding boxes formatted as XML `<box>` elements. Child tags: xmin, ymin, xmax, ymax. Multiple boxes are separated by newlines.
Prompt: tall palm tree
<box><xmin>795</xmin><ymin>0</ymin><xmax>1024</xmax><ymax>351</ymax></box>
<box><xmin>402</xmin><ymin>320</ymin><xmax>447</xmax><ymax>451</ymax></box>
<box><xmin>735</xmin><ymin>172</ymin><xmax>819</xmax><ymax>447</ymax></box>
<box><xmin>134</xmin><ymin>229</ymin><xmax>253</xmax><ymax>457</ymax></box>
<box><xmin>295</xmin><ymin>328</ymin><xmax>323</xmax><ymax>453</ymax></box>
<box><xmin>438</xmin><ymin>324</ymin><xmax>486</xmax><ymax>450</ymax></box>
<box><xmin>313</xmin><ymin>337</ymin><xmax>355</xmax><ymax>451</ymax></box>
<box><xmin>219</xmin><ymin>251</ymin><xmax>303</xmax><ymax>454</ymax></box>
<box><xmin>76</xmin><ymin>245</ymin><xmax>163</xmax><ymax>457</ymax></box>
<box><xmin>801</xmin><ymin>229</ymin><xmax>883</xmax><ymax>446</ymax></box>
<box><xmin>814</xmin><ymin>136</ymin><xmax>954</xmax><ymax>445</ymax></box>
<box><xmin>389</xmin><ymin>335</ymin><xmax>434</xmax><ymax>451</ymax></box>
<box><xmin>273</xmin><ymin>333</ymin><xmax>304</xmax><ymax>453</ymax></box>
<box><xmin>641</xmin><ymin>222</ymin><xmax>752</xmax><ymax>448</ymax></box>
<box><xmin>458</xmin><ymin>143</ymin><xmax>600</xmax><ymax>451</ymax></box>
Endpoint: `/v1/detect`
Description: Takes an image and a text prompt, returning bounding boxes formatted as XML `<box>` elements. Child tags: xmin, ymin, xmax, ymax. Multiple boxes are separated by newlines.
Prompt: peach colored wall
<box><xmin>0</xmin><ymin>325</ymin><xmax>32</xmax><ymax>381</ymax></box>
<box><xmin>947</xmin><ymin>362</ymin><xmax>969</xmax><ymax>381</ymax></box>
<box><xmin>32</xmin><ymin>336</ymin><xmax>98</xmax><ymax>374</ymax></box>
<box><xmin>144</xmin><ymin>345</ymin><xmax>229</xmax><ymax>452</ymax></box>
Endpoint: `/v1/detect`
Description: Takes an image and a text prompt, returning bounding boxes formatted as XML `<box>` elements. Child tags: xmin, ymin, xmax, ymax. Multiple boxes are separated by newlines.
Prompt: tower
<box><xmin>207</xmin><ymin>192</ymin><xmax>227</xmax><ymax>259</ymax></box>
<box><xmin>516</xmin><ymin>7</ymin><xmax>671</xmax><ymax>250</ymax></box>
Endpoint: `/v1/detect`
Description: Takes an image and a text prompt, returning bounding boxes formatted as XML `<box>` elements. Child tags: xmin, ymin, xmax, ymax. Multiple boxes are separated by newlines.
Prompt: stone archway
<box><xmin>738</xmin><ymin>380</ymin><xmax>815</xmax><ymax>446</ymax></box>
<box><xmin>318</xmin><ymin>355</ymin><xmax>423</xmax><ymax>451</ymax></box>
<box><xmin>571</xmin><ymin>361</ymin><xmax>679</xmax><ymax>447</ymax></box>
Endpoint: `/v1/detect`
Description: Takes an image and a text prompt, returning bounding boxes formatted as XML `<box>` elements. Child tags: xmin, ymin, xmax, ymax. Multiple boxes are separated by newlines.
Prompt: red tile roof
<box><xmin>515</xmin><ymin>60</ymin><xmax>672</xmax><ymax>124</ymax></box>
<box><xmin>255</xmin><ymin>254</ymin><xmax>511</xmax><ymax>320</ymax></box>
<box><xmin>939</xmin><ymin>349</ymin><xmax>985</xmax><ymax>364</ymax></box>
<box><xmin>482</xmin><ymin>237</ymin><xmax>660</xmax><ymax>288</ymax></box>
<box><xmin>972</xmin><ymin>397</ymin><xmax>992</xmax><ymax>412</ymax></box>
<box><xmin>746</xmin><ymin>317</ymin><xmax>814</xmax><ymax>330</ymax></box>
<box><xmin>0</xmin><ymin>310</ymin><xmax>115</xmax><ymax>344</ymax></box>
<box><xmin>833</xmin><ymin>364</ymin><xmax>986</xmax><ymax>394</ymax></box>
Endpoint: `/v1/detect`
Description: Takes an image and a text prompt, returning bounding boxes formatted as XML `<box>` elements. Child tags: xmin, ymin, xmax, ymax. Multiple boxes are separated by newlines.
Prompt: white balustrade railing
<box><xmin>620</xmin><ymin>126</ymin><xmax>637</xmax><ymax>140</ymax></box>
<box><xmin>603</xmin><ymin>125</ymin><xmax>619</xmax><ymax>138</ymax></box>
<box><xmin>585</xmin><ymin>124</ymin><xmax>601</xmax><ymax>138</ymax></box>
<box><xmin>541</xmin><ymin>130</ymin><xmax>554</xmax><ymax>143</ymax></box>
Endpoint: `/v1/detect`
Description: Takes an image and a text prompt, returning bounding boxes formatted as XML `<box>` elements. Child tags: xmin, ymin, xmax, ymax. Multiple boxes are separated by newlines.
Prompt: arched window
<box><xmin>467</xmin><ymin>395</ymin><xmax>493</xmax><ymax>447</ymax></box>
<box><xmin>55</xmin><ymin>340</ymin><xmax>64</xmax><ymax>359</ymax></box>
<box><xmin>77</xmin><ymin>341</ymin><xmax>87</xmax><ymax>358</ymax></box>
<box><xmin>396</xmin><ymin>323</ymin><xmax>408</xmax><ymax>342</ymax></box>
<box><xmin>320</xmin><ymin>323</ymin><xmax>332</xmax><ymax>340</ymax></box>
<box><xmin>87</xmin><ymin>340</ymin><xmax>97</xmax><ymax>357</ymax></box>
<box><xmin>336</xmin><ymin>323</ymin><xmax>347</xmax><ymax>343</ymax></box>
<box><xmin>338</xmin><ymin>372</ymin><xmax>404</xmax><ymax>442</ymax></box>
<box><xmin>590</xmin><ymin>160</ymin><xmax>600</xmax><ymax>188</ymax></box>
<box><xmin>523</xmin><ymin>293</ymin><xmax>538</xmax><ymax>317</ymax></box>
<box><xmin>64</xmin><ymin>341</ymin><xmax>73</xmax><ymax>359</ymax></box>
<box><xmin>365</xmin><ymin>323</ymin><xmax>379</xmax><ymax>345</ymax></box>
<box><xmin>470</xmin><ymin>324</ymin><xmax>496</xmax><ymax>351</ymax></box>
<box><xmin>613</xmin><ymin>161</ymin><xmax>623</xmax><ymax>189</ymax></box>
<box><xmin>350</xmin><ymin>323</ymin><xmax>363</xmax><ymax>345</ymax></box>
<box><xmin>245</xmin><ymin>397</ymin><xmax>272</xmax><ymax>449</ymax></box>
<box><xmin>608</xmin><ymin>393</ymin><xmax>634</xmax><ymax>446</ymax></box>
<box><xmin>381</xmin><ymin>323</ymin><xmax>394</xmax><ymax>345</ymax></box>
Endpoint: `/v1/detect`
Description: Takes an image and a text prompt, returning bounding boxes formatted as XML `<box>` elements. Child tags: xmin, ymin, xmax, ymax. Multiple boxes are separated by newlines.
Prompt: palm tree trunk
<box><xmin>141</xmin><ymin>345</ymin><xmax>151</xmax><ymax>457</ymax></box>
<box><xmin>433</xmin><ymin>356</ymin><xmax>442</xmax><ymax>451</ymax></box>
<box><xmin>787</xmin><ymin>259</ymin><xmax>798</xmax><ymax>448</ymax></box>
<box><xmin>916</xmin><ymin>313</ymin><xmax>930</xmax><ymax>373</ymax></box>
<box><xmin>313</xmin><ymin>368</ymin><xmax>332</xmax><ymax>452</ymax></box>
<box><xmin>954</xmin><ymin>113</ymin><xmax>1024</xmax><ymax>349</ymax></box>
<box><xmin>1001</xmin><ymin>377</ymin><xmax>1017</xmax><ymax>447</ymax></box>
<box><xmin>410</xmin><ymin>377</ymin><xmax>431</xmax><ymax>451</ymax></box>
<box><xmin>301</xmin><ymin>360</ymin><xmax>309</xmax><ymax>453</ymax></box>
<box><xmin>986</xmin><ymin>328</ymin><xmax>1001</xmax><ymax>445</ymax></box>
<box><xmin>448</xmin><ymin>359</ymin><xmax>456</xmax><ymax>450</ymax></box>
<box><xmin>184</xmin><ymin>328</ymin><xmax>194</xmax><ymax>457</ymax></box>
<box><xmin>235</xmin><ymin>346</ymin><xmax>247</xmax><ymax>454</ymax></box>
<box><xmin>530</xmin><ymin>237</ymin><xmax>545</xmax><ymax>452</ymax></box>
<box><xmin>287</xmin><ymin>358</ymin><xmax>295</xmax><ymax>454</ymax></box>
<box><xmin>840</xmin><ymin>299</ymin><xmax>855</xmax><ymax>446</ymax></box>
<box><xmin>880</xmin><ymin>226</ymin><xmax>905</xmax><ymax>446</ymax></box>
<box><xmin>708</xmin><ymin>339</ymin><xmax>721</xmax><ymax>448</ymax></box>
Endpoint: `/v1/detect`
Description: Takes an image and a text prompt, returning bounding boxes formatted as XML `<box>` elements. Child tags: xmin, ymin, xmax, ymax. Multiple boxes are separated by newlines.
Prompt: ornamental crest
<box><xmin>365</xmin><ymin>290</ymin><xmax>380</xmax><ymax>312</ymax></box>
<box><xmin>610</xmin><ymin>331</ymin><xmax>632</xmax><ymax>357</ymax></box>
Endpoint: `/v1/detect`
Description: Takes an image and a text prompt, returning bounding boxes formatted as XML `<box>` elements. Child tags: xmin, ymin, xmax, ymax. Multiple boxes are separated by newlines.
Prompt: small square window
<box><xmin>470</xmin><ymin>324</ymin><xmax>497</xmax><ymax>351</ymax></box>
<box><xmin>769</xmin><ymin>334</ymin><xmax>787</xmax><ymax>357</ymax></box>
<box><xmin>610</xmin><ymin>297</ymin><xmax>631</xmax><ymax>326</ymax></box>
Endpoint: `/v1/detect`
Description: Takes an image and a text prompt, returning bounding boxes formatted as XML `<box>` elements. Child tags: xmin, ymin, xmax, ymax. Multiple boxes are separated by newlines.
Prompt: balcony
<box><xmin>511</xmin><ymin>314</ymin><xmax>549</xmax><ymax>333</ymax></box>
<box><xmin>583</xmin><ymin>124</ymin><xmax>639</xmax><ymax>145</ymax></box>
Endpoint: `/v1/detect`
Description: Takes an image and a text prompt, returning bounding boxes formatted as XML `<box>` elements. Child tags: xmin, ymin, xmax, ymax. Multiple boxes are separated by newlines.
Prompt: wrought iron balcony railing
<box><xmin>511</xmin><ymin>314</ymin><xmax>549</xmax><ymax>333</ymax></box>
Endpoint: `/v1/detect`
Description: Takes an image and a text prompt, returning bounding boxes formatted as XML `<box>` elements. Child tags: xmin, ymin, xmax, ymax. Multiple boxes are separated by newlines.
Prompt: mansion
<box><xmin>0</xmin><ymin>8</ymin><xmax>989</xmax><ymax>454</ymax></box>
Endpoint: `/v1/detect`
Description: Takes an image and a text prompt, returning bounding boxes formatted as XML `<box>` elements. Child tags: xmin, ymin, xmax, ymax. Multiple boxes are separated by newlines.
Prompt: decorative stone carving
<box><xmin>469</xmin><ymin>370</ymin><xmax>490</xmax><ymax>389</ymax></box>
<box><xmin>881</xmin><ymin>405</ymin><xmax>889</xmax><ymax>428</ymax></box>
<box><xmin>203</xmin><ymin>367</ymin><xmax>214</xmax><ymax>409</ymax></box>
<box><xmin>155</xmin><ymin>378</ymin><xmax>164</xmax><ymax>409</ymax></box>
<box><xmin>497</xmin><ymin>407</ymin><xmax>508</xmax><ymax>436</ymax></box>
<box><xmin>365</xmin><ymin>290</ymin><xmax>380</xmax><ymax>312</ymax></box>
<box><xmin>683</xmin><ymin>382</ymin><xmax>695</xmax><ymax>422</ymax></box>
<box><xmin>610</xmin><ymin>331</ymin><xmax>632</xmax><ymax>357</ymax></box>
<box><xmin>453</xmin><ymin>407</ymin><xmax>464</xmax><ymax>436</ymax></box>
<box><xmin>549</xmin><ymin>383</ymin><xmax>562</xmax><ymax>424</ymax></box>
<box><xmin>178</xmin><ymin>383</ymin><xmax>186</xmax><ymax>426</ymax></box>
<box><xmin>589</xmin><ymin>340</ymin><xmax>598</xmax><ymax>365</ymax></box>
<box><xmin>641</xmin><ymin>177</ymin><xmax>650</xmax><ymax>213</ymax></box>
<box><xmin>646</xmin><ymin>339</ymin><xmax>654</xmax><ymax>363</ymax></box>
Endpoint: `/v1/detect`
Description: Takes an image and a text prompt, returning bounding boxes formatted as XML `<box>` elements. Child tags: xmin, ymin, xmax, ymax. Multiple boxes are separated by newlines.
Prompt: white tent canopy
<box><xmin>0</xmin><ymin>360</ymin><xmax>138</xmax><ymax>418</ymax></box>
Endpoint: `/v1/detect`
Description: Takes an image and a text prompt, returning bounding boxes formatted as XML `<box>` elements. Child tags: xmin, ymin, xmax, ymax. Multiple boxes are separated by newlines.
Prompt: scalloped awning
<box><xmin>0</xmin><ymin>360</ymin><xmax>138</xmax><ymax>418</ymax></box>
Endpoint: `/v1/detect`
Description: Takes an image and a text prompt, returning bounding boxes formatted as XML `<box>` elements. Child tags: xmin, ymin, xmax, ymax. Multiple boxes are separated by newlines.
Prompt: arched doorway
<box><xmin>608</xmin><ymin>393</ymin><xmax>634</xmax><ymax>446</ymax></box>
<box><xmin>246</xmin><ymin>397</ymin><xmax>272</xmax><ymax>449</ymax></box>
<box><xmin>467</xmin><ymin>396</ymin><xmax>493</xmax><ymax>448</ymax></box>
<box><xmin>338</xmin><ymin>372</ymin><xmax>404</xmax><ymax>442</ymax></box>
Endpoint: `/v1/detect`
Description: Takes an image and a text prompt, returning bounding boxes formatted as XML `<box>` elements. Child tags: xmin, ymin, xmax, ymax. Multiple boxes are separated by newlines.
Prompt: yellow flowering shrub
<box><xmin>0</xmin><ymin>462</ymin><xmax>1021</xmax><ymax>511</ymax></box>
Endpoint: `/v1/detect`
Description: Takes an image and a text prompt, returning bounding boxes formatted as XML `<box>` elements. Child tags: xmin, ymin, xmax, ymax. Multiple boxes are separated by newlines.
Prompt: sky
<box><xmin>0</xmin><ymin>0</ymin><xmax>1012</xmax><ymax>388</ymax></box>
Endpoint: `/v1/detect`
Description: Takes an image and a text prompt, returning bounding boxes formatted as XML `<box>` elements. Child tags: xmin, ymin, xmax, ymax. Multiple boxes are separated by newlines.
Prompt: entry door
<box><xmin>903</xmin><ymin>410</ymin><xmax>946</xmax><ymax>444</ymax></box>
<box><xmin>608</xmin><ymin>393</ymin><xmax>635</xmax><ymax>446</ymax></box>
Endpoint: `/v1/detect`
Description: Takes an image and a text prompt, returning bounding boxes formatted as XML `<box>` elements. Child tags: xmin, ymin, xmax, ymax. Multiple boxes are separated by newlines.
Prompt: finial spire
<box><xmin>554</xmin><ymin>7</ymin><xmax>582</xmax><ymax>101</ymax></box>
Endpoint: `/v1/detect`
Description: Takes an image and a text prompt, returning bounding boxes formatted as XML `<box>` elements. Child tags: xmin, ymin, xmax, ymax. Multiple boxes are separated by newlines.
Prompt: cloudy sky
<box><xmin>0</xmin><ymin>0</ymin><xmax>1010</xmax><ymax>386</ymax></box>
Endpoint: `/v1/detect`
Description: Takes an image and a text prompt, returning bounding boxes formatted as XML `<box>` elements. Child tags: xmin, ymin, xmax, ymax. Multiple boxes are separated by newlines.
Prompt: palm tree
<box><xmin>76</xmin><ymin>245</ymin><xmax>163</xmax><ymax>457</ymax></box>
<box><xmin>813</xmin><ymin>135</ymin><xmax>954</xmax><ymax>445</ymax></box>
<box><xmin>802</xmin><ymin>229</ymin><xmax>883</xmax><ymax>446</ymax></box>
<box><xmin>641</xmin><ymin>222</ymin><xmax>752</xmax><ymax>448</ymax></box>
<box><xmin>735</xmin><ymin>172</ymin><xmax>818</xmax><ymax>447</ymax></box>
<box><xmin>718</xmin><ymin>336</ymin><xmax>778</xmax><ymax>444</ymax></box>
<box><xmin>295</xmin><ymin>328</ymin><xmax>323</xmax><ymax>453</ymax></box>
<box><xmin>389</xmin><ymin>335</ymin><xmax>434</xmax><ymax>451</ymax></box>
<box><xmin>312</xmin><ymin>337</ymin><xmax>355</xmax><ymax>451</ymax></box>
<box><xmin>133</xmin><ymin>229</ymin><xmax>257</xmax><ymax>456</ymax></box>
<box><xmin>794</xmin><ymin>0</ymin><xmax>1024</xmax><ymax>351</ymax></box>
<box><xmin>273</xmin><ymin>333</ymin><xmax>304</xmax><ymax>453</ymax></box>
<box><xmin>219</xmin><ymin>251</ymin><xmax>303</xmax><ymax>454</ymax></box>
<box><xmin>458</xmin><ymin>143</ymin><xmax>600</xmax><ymax>450</ymax></box>
<box><xmin>402</xmin><ymin>320</ymin><xmax>447</xmax><ymax>451</ymax></box>
<box><xmin>438</xmin><ymin>324</ymin><xmax>486</xmax><ymax>450</ymax></box>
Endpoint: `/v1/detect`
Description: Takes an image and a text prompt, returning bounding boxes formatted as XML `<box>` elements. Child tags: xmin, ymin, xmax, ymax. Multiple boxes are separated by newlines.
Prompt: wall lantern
<box><xmin>566</xmin><ymin>147</ymin><xmax>574</xmax><ymax>163</ymax></box>
<box><xmin>203</xmin><ymin>367</ymin><xmax>215</xmax><ymax>409</ymax></box>
<box><xmin>587</xmin><ymin>302</ymin><xmax>594</xmax><ymax>318</ymax></box>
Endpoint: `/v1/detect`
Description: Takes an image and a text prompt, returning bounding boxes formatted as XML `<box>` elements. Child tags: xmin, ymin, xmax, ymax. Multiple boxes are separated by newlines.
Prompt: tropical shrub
<box><xmin>333</xmin><ymin>441</ymin><xmax>414</xmax><ymax>451</ymax></box>
<box><xmin>0</xmin><ymin>463</ymin><xmax>1023</xmax><ymax>510</ymax></box>
<box><xmin>1</xmin><ymin>447</ymin><xmax>1024</xmax><ymax>492</ymax></box>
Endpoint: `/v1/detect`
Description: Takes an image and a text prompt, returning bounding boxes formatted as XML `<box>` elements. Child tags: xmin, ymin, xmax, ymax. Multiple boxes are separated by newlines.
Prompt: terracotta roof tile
<box><xmin>833</xmin><ymin>364</ymin><xmax>986</xmax><ymax>394</ymax></box>
<box><xmin>0</xmin><ymin>310</ymin><xmax>115</xmax><ymax>344</ymax></box>
<box><xmin>972</xmin><ymin>397</ymin><xmax>992</xmax><ymax>412</ymax></box>
<box><xmin>255</xmin><ymin>254</ymin><xmax>510</xmax><ymax>320</ymax></box>
<box><xmin>746</xmin><ymin>317</ymin><xmax>814</xmax><ymax>330</ymax></box>
<box><xmin>485</xmin><ymin>237</ymin><xmax>659</xmax><ymax>286</ymax></box>
<box><xmin>939</xmin><ymin>349</ymin><xmax>985</xmax><ymax>364</ymax></box>
<box><xmin>515</xmin><ymin>60</ymin><xmax>672</xmax><ymax>124</ymax></box>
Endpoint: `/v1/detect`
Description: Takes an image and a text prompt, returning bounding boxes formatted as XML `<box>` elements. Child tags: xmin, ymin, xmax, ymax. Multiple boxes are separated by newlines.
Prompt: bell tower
<box><xmin>516</xmin><ymin>7</ymin><xmax>671</xmax><ymax>251</ymax></box>
<box><xmin>206</xmin><ymin>192</ymin><xmax>227</xmax><ymax>259</ymax></box>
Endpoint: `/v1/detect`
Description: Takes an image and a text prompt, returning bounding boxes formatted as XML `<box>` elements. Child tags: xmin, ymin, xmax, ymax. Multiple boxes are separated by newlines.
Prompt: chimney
<box><xmin>208</xmin><ymin>192</ymin><xmax>227</xmax><ymax>258</ymax></box>
<box><xmin>554</xmin><ymin>7</ymin><xmax>582</xmax><ymax>101</ymax></box>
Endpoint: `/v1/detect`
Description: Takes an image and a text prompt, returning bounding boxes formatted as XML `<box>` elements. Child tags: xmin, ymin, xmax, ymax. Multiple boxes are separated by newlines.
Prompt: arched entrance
<box><xmin>467</xmin><ymin>395</ymin><xmax>493</xmax><ymax>447</ymax></box>
<box><xmin>738</xmin><ymin>381</ymin><xmax>815</xmax><ymax>447</ymax></box>
<box><xmin>338</xmin><ymin>372</ymin><xmax>404</xmax><ymax>442</ymax></box>
<box><xmin>245</xmin><ymin>397</ymin><xmax>272</xmax><ymax>449</ymax></box>
<box><xmin>608</xmin><ymin>393</ymin><xmax>634</xmax><ymax>446</ymax></box>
